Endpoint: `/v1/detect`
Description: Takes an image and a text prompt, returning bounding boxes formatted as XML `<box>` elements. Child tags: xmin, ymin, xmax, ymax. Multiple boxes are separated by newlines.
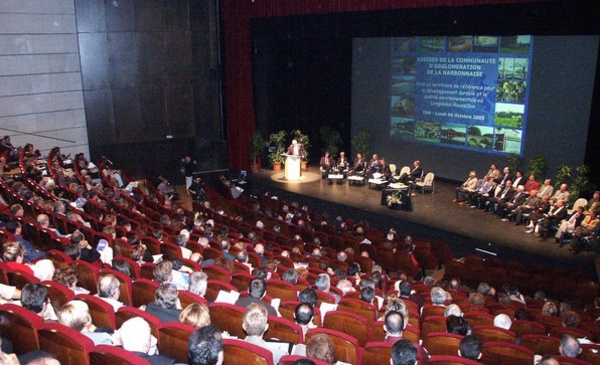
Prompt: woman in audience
<box><xmin>145</xmin><ymin>283</ymin><xmax>182</xmax><ymax>323</ymax></box>
<box><xmin>58</xmin><ymin>300</ymin><xmax>113</xmax><ymax>345</ymax></box>
<box><xmin>53</xmin><ymin>266</ymin><xmax>89</xmax><ymax>294</ymax></box>
<box><xmin>180</xmin><ymin>303</ymin><xmax>211</xmax><ymax>328</ymax></box>
<box><xmin>541</xmin><ymin>301</ymin><xmax>559</xmax><ymax>317</ymax></box>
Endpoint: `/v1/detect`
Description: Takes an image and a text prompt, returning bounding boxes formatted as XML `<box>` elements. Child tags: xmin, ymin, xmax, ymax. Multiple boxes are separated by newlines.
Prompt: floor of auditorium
<box><xmin>235</xmin><ymin>168</ymin><xmax>599</xmax><ymax>279</ymax></box>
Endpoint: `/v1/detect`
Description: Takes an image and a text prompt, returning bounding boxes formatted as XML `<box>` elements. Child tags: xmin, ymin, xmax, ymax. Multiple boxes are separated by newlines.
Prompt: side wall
<box><xmin>0</xmin><ymin>0</ymin><xmax>89</xmax><ymax>157</ymax></box>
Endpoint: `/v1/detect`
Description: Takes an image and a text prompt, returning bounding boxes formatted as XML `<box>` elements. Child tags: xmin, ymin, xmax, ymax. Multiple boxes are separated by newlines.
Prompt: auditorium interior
<box><xmin>1</xmin><ymin>1</ymin><xmax>600</xmax><ymax>364</ymax></box>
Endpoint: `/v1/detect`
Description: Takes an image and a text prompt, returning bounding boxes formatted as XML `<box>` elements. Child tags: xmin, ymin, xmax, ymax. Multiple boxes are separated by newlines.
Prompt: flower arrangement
<box><xmin>386</xmin><ymin>191</ymin><xmax>404</xmax><ymax>208</ymax></box>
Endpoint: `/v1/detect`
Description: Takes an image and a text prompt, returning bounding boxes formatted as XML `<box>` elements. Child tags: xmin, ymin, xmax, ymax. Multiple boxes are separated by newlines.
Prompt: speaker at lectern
<box><xmin>283</xmin><ymin>154</ymin><xmax>301</xmax><ymax>180</ymax></box>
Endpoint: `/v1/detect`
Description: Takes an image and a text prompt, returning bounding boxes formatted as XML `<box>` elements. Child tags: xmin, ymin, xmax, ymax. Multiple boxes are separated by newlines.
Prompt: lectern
<box><xmin>283</xmin><ymin>154</ymin><xmax>301</xmax><ymax>180</ymax></box>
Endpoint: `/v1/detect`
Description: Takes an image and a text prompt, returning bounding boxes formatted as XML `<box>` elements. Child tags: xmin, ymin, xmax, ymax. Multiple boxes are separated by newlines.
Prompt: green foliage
<box><xmin>268</xmin><ymin>130</ymin><xmax>287</xmax><ymax>166</ymax></box>
<box><xmin>292</xmin><ymin>129</ymin><xmax>310</xmax><ymax>162</ymax></box>
<box><xmin>468</xmin><ymin>126</ymin><xmax>481</xmax><ymax>136</ymax></box>
<box><xmin>351</xmin><ymin>131</ymin><xmax>372</xmax><ymax>158</ymax></box>
<box><xmin>570</xmin><ymin>164</ymin><xmax>596</xmax><ymax>204</ymax></box>
<box><xmin>319</xmin><ymin>126</ymin><xmax>341</xmax><ymax>157</ymax></box>
<box><xmin>526</xmin><ymin>154</ymin><xmax>548</xmax><ymax>180</ymax></box>
<box><xmin>554</xmin><ymin>165</ymin><xmax>573</xmax><ymax>188</ymax></box>
<box><xmin>507</xmin><ymin>154</ymin><xmax>522</xmax><ymax>174</ymax></box>
<box><xmin>249</xmin><ymin>130</ymin><xmax>265</xmax><ymax>164</ymax></box>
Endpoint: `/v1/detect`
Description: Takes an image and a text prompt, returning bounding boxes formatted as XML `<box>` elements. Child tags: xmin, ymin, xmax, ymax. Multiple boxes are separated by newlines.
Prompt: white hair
<box><xmin>494</xmin><ymin>314</ymin><xmax>512</xmax><ymax>330</ymax></box>
<box><xmin>120</xmin><ymin>317</ymin><xmax>152</xmax><ymax>353</ymax></box>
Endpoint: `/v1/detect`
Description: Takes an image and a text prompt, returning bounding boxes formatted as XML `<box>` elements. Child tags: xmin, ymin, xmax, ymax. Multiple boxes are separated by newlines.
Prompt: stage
<box><xmin>247</xmin><ymin>168</ymin><xmax>598</xmax><ymax>278</ymax></box>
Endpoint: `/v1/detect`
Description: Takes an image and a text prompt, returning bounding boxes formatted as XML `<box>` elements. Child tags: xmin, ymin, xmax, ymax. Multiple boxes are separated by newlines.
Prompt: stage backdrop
<box><xmin>352</xmin><ymin>35</ymin><xmax>598</xmax><ymax>181</ymax></box>
<box><xmin>221</xmin><ymin>0</ymin><xmax>553</xmax><ymax>171</ymax></box>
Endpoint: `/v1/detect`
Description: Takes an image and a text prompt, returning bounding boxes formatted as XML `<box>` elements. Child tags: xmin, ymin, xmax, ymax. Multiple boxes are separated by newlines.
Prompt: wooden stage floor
<box><xmin>246</xmin><ymin>168</ymin><xmax>598</xmax><ymax>279</ymax></box>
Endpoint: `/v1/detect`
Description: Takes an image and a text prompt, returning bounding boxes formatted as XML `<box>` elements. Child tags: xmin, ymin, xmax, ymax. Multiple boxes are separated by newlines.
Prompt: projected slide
<box><xmin>390</xmin><ymin>35</ymin><xmax>532</xmax><ymax>155</ymax></box>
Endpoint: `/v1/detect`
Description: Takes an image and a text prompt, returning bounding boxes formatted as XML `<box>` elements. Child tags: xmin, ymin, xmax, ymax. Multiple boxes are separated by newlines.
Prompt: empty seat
<box><xmin>471</xmin><ymin>324</ymin><xmax>516</xmax><ymax>343</ymax></box>
<box><xmin>549</xmin><ymin>326</ymin><xmax>593</xmax><ymax>340</ymax></box>
<box><xmin>323</xmin><ymin>310</ymin><xmax>370</xmax><ymax>347</ymax></box>
<box><xmin>429</xmin><ymin>355</ymin><xmax>482</xmax><ymax>365</ymax></box>
<box><xmin>519</xmin><ymin>334</ymin><xmax>561</xmax><ymax>356</ymax></box>
<box><xmin>209</xmin><ymin>303</ymin><xmax>246</xmax><ymax>339</ymax></box>
<box><xmin>362</xmin><ymin>342</ymin><xmax>394</xmax><ymax>365</ymax></box>
<box><xmin>480</xmin><ymin>341</ymin><xmax>534</xmax><ymax>365</ymax></box>
<box><xmin>337</xmin><ymin>298</ymin><xmax>378</xmax><ymax>325</ymax></box>
<box><xmin>179</xmin><ymin>290</ymin><xmax>208</xmax><ymax>309</ymax></box>
<box><xmin>132</xmin><ymin>278</ymin><xmax>159</xmax><ymax>308</ymax></box>
<box><xmin>421</xmin><ymin>315</ymin><xmax>447</xmax><ymax>338</ymax></box>
<box><xmin>580</xmin><ymin>343</ymin><xmax>600</xmax><ymax>364</ymax></box>
<box><xmin>0</xmin><ymin>303</ymin><xmax>44</xmax><ymax>355</ymax></box>
<box><xmin>223</xmin><ymin>338</ymin><xmax>274</xmax><ymax>365</ymax></box>
<box><xmin>89</xmin><ymin>344</ymin><xmax>152</xmax><ymax>365</ymax></box>
<box><xmin>510</xmin><ymin>320</ymin><xmax>546</xmax><ymax>339</ymax></box>
<box><xmin>38</xmin><ymin>322</ymin><xmax>94</xmax><ymax>365</ymax></box>
<box><xmin>422</xmin><ymin>332</ymin><xmax>463</xmax><ymax>356</ymax></box>
<box><xmin>75</xmin><ymin>294</ymin><xmax>116</xmax><ymax>329</ymax></box>
<box><xmin>42</xmin><ymin>280</ymin><xmax>75</xmax><ymax>312</ymax></box>
<box><xmin>115</xmin><ymin>307</ymin><xmax>162</xmax><ymax>339</ymax></box>
<box><xmin>158</xmin><ymin>322</ymin><xmax>196</xmax><ymax>364</ymax></box>
<box><xmin>202</xmin><ymin>265</ymin><xmax>232</xmax><ymax>283</ymax></box>
<box><xmin>73</xmin><ymin>260</ymin><xmax>100</xmax><ymax>295</ymax></box>
<box><xmin>266</xmin><ymin>279</ymin><xmax>298</xmax><ymax>302</ymax></box>
<box><xmin>264</xmin><ymin>315</ymin><xmax>304</xmax><ymax>343</ymax></box>
<box><xmin>306</xmin><ymin>328</ymin><xmax>362</xmax><ymax>365</ymax></box>
<box><xmin>205</xmin><ymin>279</ymin><xmax>238</xmax><ymax>303</ymax></box>
<box><xmin>278</xmin><ymin>355</ymin><xmax>330</xmax><ymax>365</ymax></box>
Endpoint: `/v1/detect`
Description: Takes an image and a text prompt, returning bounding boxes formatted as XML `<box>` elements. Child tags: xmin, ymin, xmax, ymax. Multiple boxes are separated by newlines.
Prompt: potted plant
<box><xmin>351</xmin><ymin>131</ymin><xmax>372</xmax><ymax>158</ymax></box>
<box><xmin>292</xmin><ymin>129</ymin><xmax>310</xmax><ymax>171</ymax></box>
<box><xmin>249</xmin><ymin>130</ymin><xmax>265</xmax><ymax>173</ymax></box>
<box><xmin>268</xmin><ymin>130</ymin><xmax>287</xmax><ymax>171</ymax></box>
<box><xmin>526</xmin><ymin>154</ymin><xmax>548</xmax><ymax>180</ymax></box>
<box><xmin>319</xmin><ymin>126</ymin><xmax>341</xmax><ymax>158</ymax></box>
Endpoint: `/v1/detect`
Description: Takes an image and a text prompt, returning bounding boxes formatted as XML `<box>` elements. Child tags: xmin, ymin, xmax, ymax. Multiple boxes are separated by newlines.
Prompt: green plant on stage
<box><xmin>554</xmin><ymin>164</ymin><xmax>573</xmax><ymax>188</ymax></box>
<box><xmin>526</xmin><ymin>154</ymin><xmax>548</xmax><ymax>180</ymax></box>
<box><xmin>268</xmin><ymin>130</ymin><xmax>287</xmax><ymax>166</ymax></box>
<box><xmin>320</xmin><ymin>126</ymin><xmax>341</xmax><ymax>158</ymax></box>
<box><xmin>351</xmin><ymin>131</ymin><xmax>372</xmax><ymax>158</ymax></box>
<box><xmin>292</xmin><ymin>129</ymin><xmax>310</xmax><ymax>162</ymax></box>
<box><xmin>570</xmin><ymin>164</ymin><xmax>596</xmax><ymax>205</ymax></box>
<box><xmin>507</xmin><ymin>154</ymin><xmax>522</xmax><ymax>174</ymax></box>
<box><xmin>249</xmin><ymin>130</ymin><xmax>265</xmax><ymax>165</ymax></box>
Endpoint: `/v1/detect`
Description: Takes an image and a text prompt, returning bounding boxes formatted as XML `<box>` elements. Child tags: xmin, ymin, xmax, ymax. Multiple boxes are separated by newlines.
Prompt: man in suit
<box><xmin>242</xmin><ymin>303</ymin><xmax>287</xmax><ymax>365</ymax></box>
<box><xmin>453</xmin><ymin>171</ymin><xmax>478</xmax><ymax>204</ymax></box>
<box><xmin>319</xmin><ymin>151</ymin><xmax>334</xmax><ymax>173</ymax></box>
<box><xmin>367</xmin><ymin>154</ymin><xmax>381</xmax><ymax>177</ymax></box>
<box><xmin>349</xmin><ymin>153</ymin><xmax>365</xmax><ymax>175</ymax></box>
<box><xmin>120</xmin><ymin>317</ymin><xmax>176</xmax><ymax>365</ymax></box>
<box><xmin>512</xmin><ymin>170</ymin><xmax>525</xmax><ymax>188</ymax></box>
<box><xmin>555</xmin><ymin>205</ymin><xmax>585</xmax><ymax>242</ymax></box>
<box><xmin>486</xmin><ymin>163</ymin><xmax>501</xmax><ymax>181</ymax></box>
<box><xmin>487</xmin><ymin>180</ymin><xmax>515</xmax><ymax>212</ymax></box>
<box><xmin>497</xmin><ymin>185</ymin><xmax>527</xmax><ymax>218</ymax></box>
<box><xmin>400</xmin><ymin>160</ymin><xmax>423</xmax><ymax>184</ymax></box>
<box><xmin>337</xmin><ymin>151</ymin><xmax>349</xmax><ymax>173</ymax></box>
<box><xmin>538</xmin><ymin>179</ymin><xmax>555</xmax><ymax>199</ymax></box>
<box><xmin>286</xmin><ymin>139</ymin><xmax>304</xmax><ymax>157</ymax></box>
<box><xmin>468</xmin><ymin>176</ymin><xmax>494</xmax><ymax>208</ymax></box>
<box><xmin>497</xmin><ymin>167</ymin><xmax>513</xmax><ymax>189</ymax></box>
<box><xmin>539</xmin><ymin>200</ymin><xmax>569</xmax><ymax>239</ymax></box>
<box><xmin>510</xmin><ymin>189</ymin><xmax>543</xmax><ymax>225</ymax></box>
<box><xmin>550</xmin><ymin>183</ymin><xmax>570</xmax><ymax>205</ymax></box>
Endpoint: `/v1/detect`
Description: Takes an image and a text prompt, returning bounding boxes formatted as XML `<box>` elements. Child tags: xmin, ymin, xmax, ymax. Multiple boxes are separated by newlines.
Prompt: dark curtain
<box><xmin>221</xmin><ymin>0</ymin><xmax>553</xmax><ymax>170</ymax></box>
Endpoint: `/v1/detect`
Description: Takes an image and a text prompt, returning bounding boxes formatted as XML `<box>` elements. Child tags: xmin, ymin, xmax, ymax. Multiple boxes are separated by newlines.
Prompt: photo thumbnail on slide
<box><xmin>389</xmin><ymin>35</ymin><xmax>532</xmax><ymax>155</ymax></box>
